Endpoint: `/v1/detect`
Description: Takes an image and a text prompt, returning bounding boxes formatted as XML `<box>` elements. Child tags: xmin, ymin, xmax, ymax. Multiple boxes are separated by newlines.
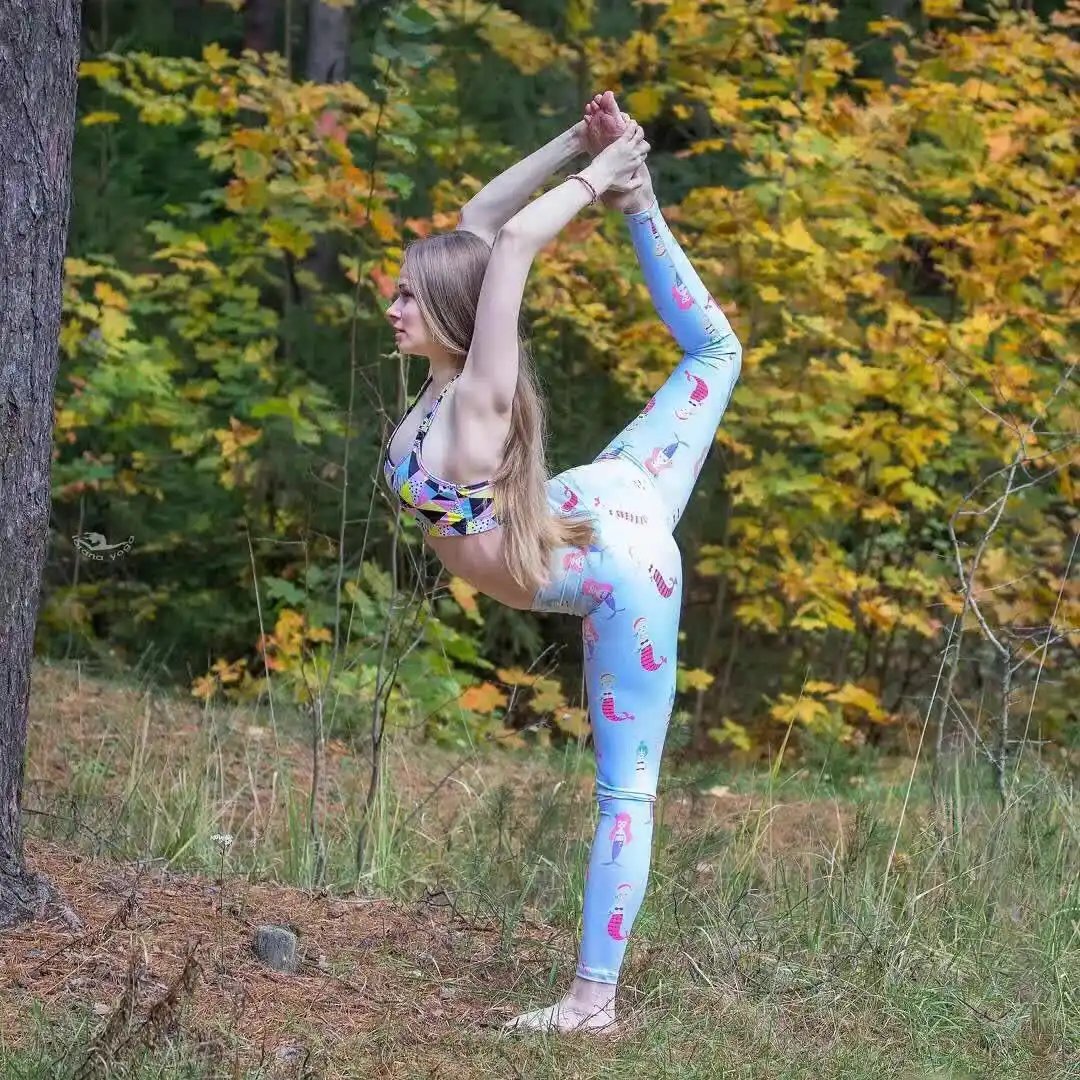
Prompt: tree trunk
<box><xmin>243</xmin><ymin>0</ymin><xmax>281</xmax><ymax>55</ymax></box>
<box><xmin>305</xmin><ymin>0</ymin><xmax>349</xmax><ymax>83</ymax></box>
<box><xmin>303</xmin><ymin>0</ymin><xmax>351</xmax><ymax>284</ymax></box>
<box><xmin>0</xmin><ymin>0</ymin><xmax>84</xmax><ymax>931</ymax></box>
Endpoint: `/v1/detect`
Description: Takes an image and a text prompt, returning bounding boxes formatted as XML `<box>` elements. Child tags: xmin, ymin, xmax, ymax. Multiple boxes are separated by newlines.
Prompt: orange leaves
<box><xmin>458</xmin><ymin>682</ymin><xmax>508</xmax><ymax>714</ymax></box>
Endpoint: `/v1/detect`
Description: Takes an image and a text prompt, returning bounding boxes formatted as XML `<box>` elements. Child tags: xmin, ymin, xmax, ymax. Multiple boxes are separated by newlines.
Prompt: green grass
<box><xmin>10</xmin><ymin>662</ymin><xmax>1079</xmax><ymax>1077</ymax></box>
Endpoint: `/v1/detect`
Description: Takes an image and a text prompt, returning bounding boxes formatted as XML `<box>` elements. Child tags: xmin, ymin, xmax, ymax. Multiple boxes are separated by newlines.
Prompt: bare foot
<box><xmin>502</xmin><ymin>996</ymin><xmax>618</xmax><ymax>1036</ymax></box>
<box><xmin>582</xmin><ymin>91</ymin><xmax>655</xmax><ymax>213</ymax></box>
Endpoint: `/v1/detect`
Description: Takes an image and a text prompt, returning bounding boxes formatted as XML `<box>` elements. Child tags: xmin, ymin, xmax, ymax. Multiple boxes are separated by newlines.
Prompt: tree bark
<box><xmin>303</xmin><ymin>0</ymin><xmax>351</xmax><ymax>284</ymax></box>
<box><xmin>305</xmin><ymin>0</ymin><xmax>349</xmax><ymax>84</ymax></box>
<box><xmin>0</xmin><ymin>0</ymin><xmax>84</xmax><ymax>931</ymax></box>
<box><xmin>243</xmin><ymin>0</ymin><xmax>281</xmax><ymax>55</ymax></box>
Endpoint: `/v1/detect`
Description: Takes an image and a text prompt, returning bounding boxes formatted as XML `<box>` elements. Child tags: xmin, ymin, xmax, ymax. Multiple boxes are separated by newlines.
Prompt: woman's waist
<box><xmin>427</xmin><ymin>529</ymin><xmax>536</xmax><ymax>610</ymax></box>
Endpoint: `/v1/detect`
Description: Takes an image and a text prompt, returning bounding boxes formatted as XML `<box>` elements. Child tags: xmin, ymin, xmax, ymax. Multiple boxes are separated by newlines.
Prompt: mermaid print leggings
<box><xmin>530</xmin><ymin>198</ymin><xmax>742</xmax><ymax>985</ymax></box>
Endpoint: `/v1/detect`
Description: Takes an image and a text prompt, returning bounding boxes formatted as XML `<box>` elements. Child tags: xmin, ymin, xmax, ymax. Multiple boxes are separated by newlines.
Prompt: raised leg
<box><xmin>594</xmin><ymin>200</ymin><xmax>742</xmax><ymax>530</ymax></box>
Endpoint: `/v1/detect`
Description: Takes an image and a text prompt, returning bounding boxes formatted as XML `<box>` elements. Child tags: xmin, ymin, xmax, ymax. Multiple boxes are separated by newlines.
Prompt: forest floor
<box><xmin>1</xmin><ymin>660</ymin><xmax>1074</xmax><ymax>1079</ymax></box>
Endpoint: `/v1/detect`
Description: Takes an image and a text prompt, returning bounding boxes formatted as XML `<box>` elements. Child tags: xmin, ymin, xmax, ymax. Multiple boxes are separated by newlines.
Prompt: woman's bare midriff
<box><xmin>426</xmin><ymin>527</ymin><xmax>538</xmax><ymax>611</ymax></box>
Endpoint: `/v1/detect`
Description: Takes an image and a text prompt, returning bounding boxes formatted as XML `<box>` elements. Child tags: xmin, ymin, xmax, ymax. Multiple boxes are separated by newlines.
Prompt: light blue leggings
<box><xmin>530</xmin><ymin>198</ymin><xmax>742</xmax><ymax>985</ymax></box>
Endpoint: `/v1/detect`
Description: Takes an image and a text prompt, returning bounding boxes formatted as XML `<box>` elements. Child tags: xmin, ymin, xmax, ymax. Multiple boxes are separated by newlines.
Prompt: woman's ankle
<box><xmin>619</xmin><ymin>178</ymin><xmax>656</xmax><ymax>215</ymax></box>
<box><xmin>568</xmin><ymin>975</ymin><xmax>617</xmax><ymax>1009</ymax></box>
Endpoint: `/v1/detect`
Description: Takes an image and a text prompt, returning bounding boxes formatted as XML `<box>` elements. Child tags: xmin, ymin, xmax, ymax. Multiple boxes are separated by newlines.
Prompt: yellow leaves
<box><xmin>202</xmin><ymin>43</ymin><xmax>230</xmax><ymax>70</ymax></box>
<box><xmin>448</xmin><ymin>576</ymin><xmax>483</xmax><ymax>625</ymax></box>
<box><xmin>530</xmin><ymin>676</ymin><xmax>567</xmax><ymax>714</ymax></box>
<box><xmin>81</xmin><ymin>111</ymin><xmax>121</xmax><ymax>127</ymax></box>
<box><xmin>867</xmin><ymin>17</ymin><xmax>912</xmax><ymax>36</ymax></box>
<box><xmin>986</xmin><ymin>130</ymin><xmax>1015</xmax><ymax>163</ymax></box>
<box><xmin>139</xmin><ymin>100</ymin><xmax>188</xmax><ymax>126</ymax></box>
<box><xmin>486</xmin><ymin>667</ymin><xmax>579</xmax><ymax>730</ymax></box>
<box><xmin>878</xmin><ymin>464</ymin><xmax>912</xmax><ymax>489</ymax></box>
<box><xmin>368</xmin><ymin>207</ymin><xmax>398</xmax><ymax>243</ymax></box>
<box><xmin>627</xmin><ymin>31</ymin><xmax>661</xmax><ymax>70</ymax></box>
<box><xmin>780</xmin><ymin>218</ymin><xmax>824</xmax><ymax>257</ymax></box>
<box><xmin>496</xmin><ymin>666</ymin><xmax>539</xmax><ymax>688</ymax></box>
<box><xmin>770</xmin><ymin>693</ymin><xmax>831</xmax><ymax>728</ymax></box>
<box><xmin>79</xmin><ymin>61</ymin><xmax>119</xmax><ymax>81</ymax></box>
<box><xmin>99</xmin><ymin>306</ymin><xmax>132</xmax><ymax>345</ymax></box>
<box><xmin>565</xmin><ymin>0</ymin><xmax>595</xmax><ymax>35</ymax></box>
<box><xmin>706</xmin><ymin>78</ymin><xmax>741</xmax><ymax>126</ymax></box>
<box><xmin>860</xmin><ymin>500</ymin><xmax>902</xmax><ymax>524</ymax></box>
<box><xmin>459</xmin><ymin>682</ymin><xmax>508</xmax><ymax>714</ymax></box>
<box><xmin>554</xmin><ymin>706</ymin><xmax>590</xmax><ymax>739</ymax></box>
<box><xmin>827</xmin><ymin>682</ymin><xmax>888</xmax><ymax>724</ymax></box>
<box><xmin>769</xmin><ymin>680</ymin><xmax>890</xmax><ymax>733</ymax></box>
<box><xmin>264</xmin><ymin>218</ymin><xmax>314</xmax><ymax>258</ymax></box>
<box><xmin>470</xmin><ymin>3</ymin><xmax>568</xmax><ymax>75</ymax></box>
<box><xmin>626</xmin><ymin>86</ymin><xmax>665</xmax><ymax>123</ymax></box>
<box><xmin>676</xmin><ymin>667</ymin><xmax>715</xmax><ymax>692</ymax></box>
<box><xmin>708</xmin><ymin>718</ymin><xmax>753</xmax><ymax>752</ymax></box>
<box><xmin>213</xmin><ymin>417</ymin><xmax>262</xmax><ymax>460</ymax></box>
<box><xmin>858</xmin><ymin>595</ymin><xmax>900</xmax><ymax>632</ymax></box>
<box><xmin>93</xmin><ymin>281</ymin><xmax>129</xmax><ymax>310</ymax></box>
<box><xmin>950</xmin><ymin>309</ymin><xmax>1007</xmax><ymax>353</ymax></box>
<box><xmin>273</xmin><ymin>610</ymin><xmax>305</xmax><ymax>652</ymax></box>
<box><xmin>923</xmin><ymin>0</ymin><xmax>962</xmax><ymax>17</ymax></box>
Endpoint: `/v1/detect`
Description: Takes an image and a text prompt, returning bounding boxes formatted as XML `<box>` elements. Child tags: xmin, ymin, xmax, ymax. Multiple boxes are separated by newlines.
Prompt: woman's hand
<box><xmin>590</xmin><ymin>121</ymin><xmax>650</xmax><ymax>196</ymax></box>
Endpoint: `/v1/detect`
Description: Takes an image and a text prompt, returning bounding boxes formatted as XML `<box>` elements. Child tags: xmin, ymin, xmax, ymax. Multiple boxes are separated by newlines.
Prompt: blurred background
<box><xmin>44</xmin><ymin>0</ymin><xmax>1078</xmax><ymax>774</ymax></box>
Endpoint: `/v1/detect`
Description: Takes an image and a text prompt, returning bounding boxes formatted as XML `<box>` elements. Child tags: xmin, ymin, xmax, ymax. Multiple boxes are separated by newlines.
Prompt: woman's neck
<box><xmin>427</xmin><ymin>354</ymin><xmax>463</xmax><ymax>395</ymax></box>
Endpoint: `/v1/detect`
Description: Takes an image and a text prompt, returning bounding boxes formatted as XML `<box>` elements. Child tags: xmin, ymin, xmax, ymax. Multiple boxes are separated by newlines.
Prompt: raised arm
<box><xmin>456</xmin><ymin>128</ymin><xmax>648</xmax><ymax>415</ymax></box>
<box><xmin>456</xmin><ymin>123</ymin><xmax>586</xmax><ymax>245</ymax></box>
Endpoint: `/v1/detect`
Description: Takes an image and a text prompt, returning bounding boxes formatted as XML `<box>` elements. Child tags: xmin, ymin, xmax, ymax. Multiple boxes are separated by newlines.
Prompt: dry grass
<box><xmin>9</xmin><ymin>662</ymin><xmax>1069</xmax><ymax>1078</ymax></box>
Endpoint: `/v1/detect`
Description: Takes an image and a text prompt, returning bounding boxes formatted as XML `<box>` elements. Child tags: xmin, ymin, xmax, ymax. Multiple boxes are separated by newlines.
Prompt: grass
<box><xmin>2</xmin><ymin>657</ymin><xmax>1076</xmax><ymax>1078</ymax></box>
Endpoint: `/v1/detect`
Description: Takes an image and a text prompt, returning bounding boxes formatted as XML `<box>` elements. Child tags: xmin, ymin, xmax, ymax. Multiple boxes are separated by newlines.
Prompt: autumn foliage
<box><xmin>49</xmin><ymin>0</ymin><xmax>1078</xmax><ymax>761</ymax></box>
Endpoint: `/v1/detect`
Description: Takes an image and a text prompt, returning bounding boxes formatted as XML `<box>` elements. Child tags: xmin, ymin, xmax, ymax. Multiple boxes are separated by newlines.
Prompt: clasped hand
<box><xmin>589</xmin><ymin>121</ymin><xmax>650</xmax><ymax>197</ymax></box>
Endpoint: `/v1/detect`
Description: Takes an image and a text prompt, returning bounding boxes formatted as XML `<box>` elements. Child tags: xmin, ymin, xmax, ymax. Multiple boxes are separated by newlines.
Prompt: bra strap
<box><xmin>416</xmin><ymin>374</ymin><xmax>459</xmax><ymax>444</ymax></box>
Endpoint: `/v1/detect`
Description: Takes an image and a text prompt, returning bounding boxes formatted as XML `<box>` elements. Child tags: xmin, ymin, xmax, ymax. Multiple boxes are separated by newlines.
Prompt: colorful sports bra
<box><xmin>383</xmin><ymin>374</ymin><xmax>503</xmax><ymax>537</ymax></box>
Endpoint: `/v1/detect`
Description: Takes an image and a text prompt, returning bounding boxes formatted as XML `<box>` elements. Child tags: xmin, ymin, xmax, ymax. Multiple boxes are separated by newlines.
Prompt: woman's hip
<box><xmin>531</xmin><ymin>467</ymin><xmax>682</xmax><ymax>618</ymax></box>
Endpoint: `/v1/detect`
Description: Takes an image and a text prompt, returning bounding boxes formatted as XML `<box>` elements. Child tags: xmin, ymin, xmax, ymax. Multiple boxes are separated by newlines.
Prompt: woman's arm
<box><xmin>456</xmin><ymin>123</ymin><xmax>586</xmax><ymax>243</ymax></box>
<box><xmin>498</xmin><ymin>157</ymin><xmax>615</xmax><ymax>254</ymax></box>
<box><xmin>454</xmin><ymin>158</ymin><xmax>617</xmax><ymax>414</ymax></box>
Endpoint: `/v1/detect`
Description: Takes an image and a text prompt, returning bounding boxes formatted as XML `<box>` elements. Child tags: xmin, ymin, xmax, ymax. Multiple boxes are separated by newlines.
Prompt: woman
<box><xmin>383</xmin><ymin>91</ymin><xmax>742</xmax><ymax>1035</ymax></box>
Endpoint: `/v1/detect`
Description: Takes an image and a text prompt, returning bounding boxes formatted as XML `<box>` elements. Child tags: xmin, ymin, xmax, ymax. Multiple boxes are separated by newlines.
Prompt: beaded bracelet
<box><xmin>566</xmin><ymin>172</ymin><xmax>598</xmax><ymax>205</ymax></box>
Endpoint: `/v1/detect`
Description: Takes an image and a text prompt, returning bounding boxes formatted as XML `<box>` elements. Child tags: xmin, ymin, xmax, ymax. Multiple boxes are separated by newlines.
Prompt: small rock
<box><xmin>253</xmin><ymin>925</ymin><xmax>298</xmax><ymax>973</ymax></box>
<box><xmin>275</xmin><ymin>1044</ymin><xmax>306</xmax><ymax>1065</ymax></box>
<box><xmin>91</xmin><ymin>1003</ymin><xmax>111</xmax><ymax>1017</ymax></box>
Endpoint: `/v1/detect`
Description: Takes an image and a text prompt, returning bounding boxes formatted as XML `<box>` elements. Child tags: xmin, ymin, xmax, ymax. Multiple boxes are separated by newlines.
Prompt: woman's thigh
<box><xmin>531</xmin><ymin>464</ymin><xmax>683</xmax><ymax>799</ymax></box>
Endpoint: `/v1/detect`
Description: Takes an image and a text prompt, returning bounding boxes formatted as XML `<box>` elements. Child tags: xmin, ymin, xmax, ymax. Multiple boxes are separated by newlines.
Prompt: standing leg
<box><xmin>576</xmin><ymin>530</ymin><xmax>680</xmax><ymax>986</ymax></box>
<box><xmin>506</xmin><ymin>523</ymin><xmax>682</xmax><ymax>1035</ymax></box>
<box><xmin>594</xmin><ymin>199</ymin><xmax>743</xmax><ymax>530</ymax></box>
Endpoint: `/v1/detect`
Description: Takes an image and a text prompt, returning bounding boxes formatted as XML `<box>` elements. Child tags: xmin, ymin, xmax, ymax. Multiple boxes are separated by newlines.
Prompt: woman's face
<box><xmin>385</xmin><ymin>273</ymin><xmax>432</xmax><ymax>356</ymax></box>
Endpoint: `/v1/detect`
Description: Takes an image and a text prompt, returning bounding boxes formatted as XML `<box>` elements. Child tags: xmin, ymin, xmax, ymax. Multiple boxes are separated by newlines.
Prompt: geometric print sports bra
<box><xmin>383</xmin><ymin>373</ymin><xmax>503</xmax><ymax>538</ymax></box>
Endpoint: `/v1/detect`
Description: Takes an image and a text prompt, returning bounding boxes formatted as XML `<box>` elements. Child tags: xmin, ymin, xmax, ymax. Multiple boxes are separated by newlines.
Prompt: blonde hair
<box><xmin>401</xmin><ymin>229</ymin><xmax>595</xmax><ymax>593</ymax></box>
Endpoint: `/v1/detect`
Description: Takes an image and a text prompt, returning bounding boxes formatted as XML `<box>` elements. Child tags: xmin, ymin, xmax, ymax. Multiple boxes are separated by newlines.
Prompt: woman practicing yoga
<box><xmin>383</xmin><ymin>91</ymin><xmax>742</xmax><ymax>1034</ymax></box>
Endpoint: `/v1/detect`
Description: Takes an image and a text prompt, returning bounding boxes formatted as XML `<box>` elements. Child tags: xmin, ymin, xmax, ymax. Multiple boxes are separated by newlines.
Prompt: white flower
<box><xmin>211</xmin><ymin>833</ymin><xmax>234</xmax><ymax>852</ymax></box>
